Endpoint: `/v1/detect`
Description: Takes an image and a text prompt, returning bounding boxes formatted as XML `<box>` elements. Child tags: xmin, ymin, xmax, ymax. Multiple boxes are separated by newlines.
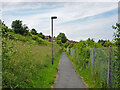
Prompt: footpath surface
<box><xmin>53</xmin><ymin>52</ymin><xmax>86</xmax><ymax>88</ymax></box>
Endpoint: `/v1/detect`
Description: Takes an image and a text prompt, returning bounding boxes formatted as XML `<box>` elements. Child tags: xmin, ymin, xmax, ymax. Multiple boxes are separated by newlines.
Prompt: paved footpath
<box><xmin>53</xmin><ymin>52</ymin><xmax>86</xmax><ymax>88</ymax></box>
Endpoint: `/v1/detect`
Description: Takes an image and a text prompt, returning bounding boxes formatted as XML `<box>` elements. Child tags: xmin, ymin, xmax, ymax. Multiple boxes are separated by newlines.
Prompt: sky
<box><xmin>0</xmin><ymin>0</ymin><xmax>119</xmax><ymax>42</ymax></box>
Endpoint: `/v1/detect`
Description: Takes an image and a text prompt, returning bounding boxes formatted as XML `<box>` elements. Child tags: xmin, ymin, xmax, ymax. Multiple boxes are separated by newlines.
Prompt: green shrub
<box><xmin>36</xmin><ymin>37</ymin><xmax>43</xmax><ymax>44</ymax></box>
<box><xmin>32</xmin><ymin>35</ymin><xmax>38</xmax><ymax>40</ymax></box>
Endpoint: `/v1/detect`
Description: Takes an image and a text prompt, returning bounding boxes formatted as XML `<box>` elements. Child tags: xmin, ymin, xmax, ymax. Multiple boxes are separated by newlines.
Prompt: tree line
<box><xmin>67</xmin><ymin>23</ymin><xmax>120</xmax><ymax>88</ymax></box>
<box><xmin>1</xmin><ymin>19</ymin><xmax>45</xmax><ymax>39</ymax></box>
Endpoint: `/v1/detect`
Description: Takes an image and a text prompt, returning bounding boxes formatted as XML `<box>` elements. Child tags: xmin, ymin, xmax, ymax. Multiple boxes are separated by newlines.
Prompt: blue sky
<box><xmin>1</xmin><ymin>1</ymin><xmax>118</xmax><ymax>42</ymax></box>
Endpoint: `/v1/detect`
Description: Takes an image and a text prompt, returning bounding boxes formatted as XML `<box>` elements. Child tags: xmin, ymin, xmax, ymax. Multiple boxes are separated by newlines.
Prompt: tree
<box><xmin>56</xmin><ymin>33</ymin><xmax>67</xmax><ymax>43</ymax></box>
<box><xmin>11</xmin><ymin>20</ymin><xmax>29</xmax><ymax>35</ymax></box>
<box><xmin>30</xmin><ymin>28</ymin><xmax>37</xmax><ymax>35</ymax></box>
<box><xmin>113</xmin><ymin>23</ymin><xmax>120</xmax><ymax>46</ymax></box>
<box><xmin>48</xmin><ymin>35</ymin><xmax>51</xmax><ymax>39</ymax></box>
<box><xmin>40</xmin><ymin>32</ymin><xmax>42</xmax><ymax>35</ymax></box>
<box><xmin>103</xmin><ymin>40</ymin><xmax>113</xmax><ymax>47</ymax></box>
<box><xmin>68</xmin><ymin>43</ymin><xmax>74</xmax><ymax>48</ymax></box>
<box><xmin>1</xmin><ymin>24</ymin><xmax>8</xmax><ymax>34</ymax></box>
<box><xmin>64</xmin><ymin>41</ymin><xmax>70</xmax><ymax>48</ymax></box>
<box><xmin>37</xmin><ymin>32</ymin><xmax>45</xmax><ymax>39</ymax></box>
<box><xmin>98</xmin><ymin>39</ymin><xmax>106</xmax><ymax>46</ymax></box>
<box><xmin>12</xmin><ymin>20</ymin><xmax>22</xmax><ymax>34</ymax></box>
<box><xmin>57</xmin><ymin>40</ymin><xmax>63</xmax><ymax>46</ymax></box>
<box><xmin>22</xmin><ymin>24</ymin><xmax>29</xmax><ymax>36</ymax></box>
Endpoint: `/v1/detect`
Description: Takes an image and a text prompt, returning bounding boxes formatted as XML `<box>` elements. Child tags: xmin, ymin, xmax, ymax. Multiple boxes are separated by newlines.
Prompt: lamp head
<box><xmin>51</xmin><ymin>16</ymin><xmax>57</xmax><ymax>19</ymax></box>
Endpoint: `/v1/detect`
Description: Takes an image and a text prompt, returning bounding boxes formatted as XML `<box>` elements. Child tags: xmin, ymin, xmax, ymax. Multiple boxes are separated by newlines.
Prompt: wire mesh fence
<box><xmin>67</xmin><ymin>47</ymin><xmax>120</xmax><ymax>88</ymax></box>
<box><xmin>70</xmin><ymin>48</ymin><xmax>74</xmax><ymax>56</ymax></box>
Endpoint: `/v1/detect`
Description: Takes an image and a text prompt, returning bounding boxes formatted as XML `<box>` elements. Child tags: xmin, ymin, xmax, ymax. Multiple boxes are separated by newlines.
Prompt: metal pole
<box><xmin>51</xmin><ymin>16</ymin><xmax>57</xmax><ymax>65</ymax></box>
<box><xmin>108</xmin><ymin>46</ymin><xmax>112</xmax><ymax>87</ymax></box>
<box><xmin>51</xmin><ymin>18</ymin><xmax>53</xmax><ymax>65</ymax></box>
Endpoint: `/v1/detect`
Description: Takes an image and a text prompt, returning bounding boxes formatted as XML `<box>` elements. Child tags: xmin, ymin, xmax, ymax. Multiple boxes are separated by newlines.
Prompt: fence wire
<box><xmin>67</xmin><ymin>47</ymin><xmax>119</xmax><ymax>88</ymax></box>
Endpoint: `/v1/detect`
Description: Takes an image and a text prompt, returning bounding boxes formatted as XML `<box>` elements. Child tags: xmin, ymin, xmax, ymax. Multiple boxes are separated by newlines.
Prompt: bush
<box><xmin>32</xmin><ymin>35</ymin><xmax>38</xmax><ymax>40</ymax></box>
<box><xmin>36</xmin><ymin>38</ymin><xmax>43</xmax><ymax>44</ymax></box>
<box><xmin>68</xmin><ymin>43</ymin><xmax>74</xmax><ymax>48</ymax></box>
<box><xmin>37</xmin><ymin>33</ymin><xmax>45</xmax><ymax>39</ymax></box>
<box><xmin>8</xmin><ymin>33</ymin><xmax>14</xmax><ymax>39</ymax></box>
<box><xmin>30</xmin><ymin>28</ymin><xmax>37</xmax><ymax>35</ymax></box>
<box><xmin>12</xmin><ymin>20</ymin><xmax>29</xmax><ymax>35</ymax></box>
<box><xmin>31</xmin><ymin>35</ymin><xmax>47</xmax><ymax>45</ymax></box>
<box><xmin>1</xmin><ymin>25</ymin><xmax>8</xmax><ymax>34</ymax></box>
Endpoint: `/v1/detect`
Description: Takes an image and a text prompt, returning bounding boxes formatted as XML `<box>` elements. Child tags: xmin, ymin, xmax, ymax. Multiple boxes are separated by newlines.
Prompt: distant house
<box><xmin>53</xmin><ymin>39</ymin><xmax>56</xmax><ymax>42</ymax></box>
<box><xmin>45</xmin><ymin>36</ymin><xmax>51</xmax><ymax>42</ymax></box>
<box><xmin>45</xmin><ymin>36</ymin><xmax>56</xmax><ymax>42</ymax></box>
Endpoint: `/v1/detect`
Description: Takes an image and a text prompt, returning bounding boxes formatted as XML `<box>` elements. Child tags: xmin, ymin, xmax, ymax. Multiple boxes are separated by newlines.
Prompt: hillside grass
<box><xmin>2</xmin><ymin>33</ymin><xmax>62</xmax><ymax>88</ymax></box>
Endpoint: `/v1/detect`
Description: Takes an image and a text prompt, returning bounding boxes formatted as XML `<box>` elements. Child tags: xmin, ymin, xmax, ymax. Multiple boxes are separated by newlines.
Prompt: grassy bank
<box><xmin>2</xmin><ymin>33</ymin><xmax>62</xmax><ymax>88</ymax></box>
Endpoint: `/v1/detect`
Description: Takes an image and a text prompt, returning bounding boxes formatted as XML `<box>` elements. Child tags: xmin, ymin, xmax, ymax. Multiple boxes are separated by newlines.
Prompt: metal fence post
<box><xmin>91</xmin><ymin>48</ymin><xmax>95</xmax><ymax>75</ymax></box>
<box><xmin>108</xmin><ymin>47</ymin><xmax>112</xmax><ymax>87</ymax></box>
<box><xmin>73</xmin><ymin>49</ymin><xmax>74</xmax><ymax>57</ymax></box>
<box><xmin>93</xmin><ymin>48</ymin><xmax>95</xmax><ymax>67</ymax></box>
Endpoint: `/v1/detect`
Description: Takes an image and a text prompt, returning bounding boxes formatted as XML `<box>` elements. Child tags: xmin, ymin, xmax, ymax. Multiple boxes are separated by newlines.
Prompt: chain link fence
<box><xmin>67</xmin><ymin>47</ymin><xmax>120</xmax><ymax>88</ymax></box>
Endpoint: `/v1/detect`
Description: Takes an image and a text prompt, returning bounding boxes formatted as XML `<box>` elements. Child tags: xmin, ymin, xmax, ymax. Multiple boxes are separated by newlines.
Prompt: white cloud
<box><xmin>1</xmin><ymin>2</ymin><xmax>118</xmax><ymax>41</ymax></box>
<box><xmin>53</xmin><ymin>13</ymin><xmax>117</xmax><ymax>41</ymax></box>
<box><xmin>1</xmin><ymin>2</ymin><xmax>63</xmax><ymax>11</ymax></box>
<box><xmin>1</xmin><ymin>0</ymin><xmax>119</xmax><ymax>2</ymax></box>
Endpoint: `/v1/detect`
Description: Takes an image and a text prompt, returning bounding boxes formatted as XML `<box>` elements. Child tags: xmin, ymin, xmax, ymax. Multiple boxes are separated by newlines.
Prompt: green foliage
<box><xmin>37</xmin><ymin>32</ymin><xmax>45</xmax><ymax>39</ymax></box>
<box><xmin>22</xmin><ymin>24</ymin><xmax>29</xmax><ymax>36</ymax></box>
<box><xmin>112</xmin><ymin>23</ymin><xmax>120</xmax><ymax>88</ymax></box>
<box><xmin>11</xmin><ymin>20</ymin><xmax>22</xmax><ymax>33</ymax></box>
<box><xmin>98</xmin><ymin>39</ymin><xmax>107</xmax><ymax>46</ymax></box>
<box><xmin>104</xmin><ymin>40</ymin><xmax>113</xmax><ymax>47</ymax></box>
<box><xmin>2</xmin><ymin>33</ymin><xmax>61</xmax><ymax>88</ymax></box>
<box><xmin>31</xmin><ymin>35</ymin><xmax>46</xmax><ymax>45</ymax></box>
<box><xmin>67</xmin><ymin>38</ymin><xmax>108</xmax><ymax>88</ymax></box>
<box><xmin>70</xmin><ymin>39</ymin><xmax>98</xmax><ymax>70</ymax></box>
<box><xmin>1</xmin><ymin>25</ymin><xmax>8</xmax><ymax>34</ymax></box>
<box><xmin>32</xmin><ymin>35</ymin><xmax>38</xmax><ymax>40</ymax></box>
<box><xmin>113</xmin><ymin>23</ymin><xmax>120</xmax><ymax>46</ymax></box>
<box><xmin>11</xmin><ymin>20</ymin><xmax>29</xmax><ymax>35</ymax></box>
<box><xmin>64</xmin><ymin>41</ymin><xmax>70</xmax><ymax>48</ymax></box>
<box><xmin>2</xmin><ymin>20</ymin><xmax>62</xmax><ymax>88</ymax></box>
<box><xmin>0</xmin><ymin>22</ymin><xmax>9</xmax><ymax>36</ymax></box>
<box><xmin>98</xmin><ymin>39</ymin><xmax>114</xmax><ymax>47</ymax></box>
<box><xmin>98</xmin><ymin>40</ymin><xmax>114</xmax><ymax>47</ymax></box>
<box><xmin>1</xmin><ymin>24</ymin><xmax>46</xmax><ymax>46</ymax></box>
<box><xmin>56</xmin><ymin>33</ymin><xmax>67</xmax><ymax>44</ymax></box>
<box><xmin>67</xmin><ymin>36</ymin><xmax>120</xmax><ymax>88</ymax></box>
<box><xmin>30</xmin><ymin>28</ymin><xmax>37</xmax><ymax>35</ymax></box>
<box><xmin>56</xmin><ymin>40</ymin><xmax>63</xmax><ymax>47</ymax></box>
<box><xmin>68</xmin><ymin>43</ymin><xmax>74</xmax><ymax>48</ymax></box>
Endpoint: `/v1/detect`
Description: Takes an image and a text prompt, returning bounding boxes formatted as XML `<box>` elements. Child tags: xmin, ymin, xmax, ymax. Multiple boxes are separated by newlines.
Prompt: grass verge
<box><xmin>2</xmin><ymin>34</ymin><xmax>62</xmax><ymax>88</ymax></box>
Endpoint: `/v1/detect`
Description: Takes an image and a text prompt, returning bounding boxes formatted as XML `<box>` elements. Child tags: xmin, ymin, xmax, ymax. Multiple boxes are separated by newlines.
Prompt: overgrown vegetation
<box><xmin>66</xmin><ymin>23</ymin><xmax>120</xmax><ymax>88</ymax></box>
<box><xmin>112</xmin><ymin>23</ymin><xmax>120</xmax><ymax>88</ymax></box>
<box><xmin>1</xmin><ymin>19</ymin><xmax>62</xmax><ymax>88</ymax></box>
<box><xmin>56</xmin><ymin>33</ymin><xmax>67</xmax><ymax>46</ymax></box>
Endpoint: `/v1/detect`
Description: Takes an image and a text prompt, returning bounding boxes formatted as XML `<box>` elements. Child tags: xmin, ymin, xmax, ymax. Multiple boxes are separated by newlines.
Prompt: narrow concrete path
<box><xmin>53</xmin><ymin>52</ymin><xmax>86</xmax><ymax>88</ymax></box>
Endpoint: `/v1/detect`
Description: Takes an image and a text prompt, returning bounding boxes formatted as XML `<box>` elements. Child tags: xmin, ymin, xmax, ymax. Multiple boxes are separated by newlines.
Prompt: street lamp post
<box><xmin>51</xmin><ymin>16</ymin><xmax>57</xmax><ymax>65</ymax></box>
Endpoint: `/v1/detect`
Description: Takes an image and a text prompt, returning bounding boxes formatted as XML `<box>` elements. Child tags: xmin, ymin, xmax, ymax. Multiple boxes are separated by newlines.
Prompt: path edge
<box><xmin>51</xmin><ymin>53</ymin><xmax>62</xmax><ymax>88</ymax></box>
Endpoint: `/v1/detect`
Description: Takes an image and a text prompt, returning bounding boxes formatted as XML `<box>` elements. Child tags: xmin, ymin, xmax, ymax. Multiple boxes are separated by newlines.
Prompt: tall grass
<box><xmin>2</xmin><ymin>34</ymin><xmax>61</xmax><ymax>88</ymax></box>
<box><xmin>67</xmin><ymin>47</ymin><xmax>119</xmax><ymax>88</ymax></box>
